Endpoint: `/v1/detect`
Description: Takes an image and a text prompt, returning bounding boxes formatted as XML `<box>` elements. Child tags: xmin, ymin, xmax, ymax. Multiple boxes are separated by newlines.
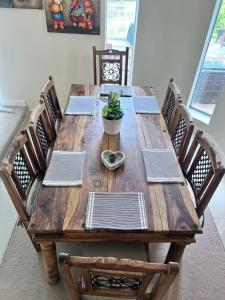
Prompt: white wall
<box><xmin>133</xmin><ymin>0</ymin><xmax>216</xmax><ymax>105</ymax></box>
<box><xmin>2</xmin><ymin>0</ymin><xmax>223</xmax><ymax>157</ymax></box>
<box><xmin>133</xmin><ymin>0</ymin><xmax>225</xmax><ymax>158</ymax></box>
<box><xmin>0</xmin><ymin>3</ymin><xmax>105</xmax><ymax>108</ymax></box>
<box><xmin>0</xmin><ymin>0</ymin><xmax>216</xmax><ymax>109</ymax></box>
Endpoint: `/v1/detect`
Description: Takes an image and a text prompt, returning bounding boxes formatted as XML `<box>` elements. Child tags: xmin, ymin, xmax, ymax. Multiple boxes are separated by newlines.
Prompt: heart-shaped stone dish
<box><xmin>101</xmin><ymin>150</ymin><xmax>125</xmax><ymax>171</ymax></box>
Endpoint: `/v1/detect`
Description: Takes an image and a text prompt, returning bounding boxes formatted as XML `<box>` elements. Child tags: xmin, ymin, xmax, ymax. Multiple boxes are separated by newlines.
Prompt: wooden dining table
<box><xmin>28</xmin><ymin>84</ymin><xmax>202</xmax><ymax>285</ymax></box>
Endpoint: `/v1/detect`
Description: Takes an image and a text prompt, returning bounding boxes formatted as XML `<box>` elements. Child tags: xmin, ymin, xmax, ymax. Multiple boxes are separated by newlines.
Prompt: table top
<box><xmin>28</xmin><ymin>84</ymin><xmax>202</xmax><ymax>241</ymax></box>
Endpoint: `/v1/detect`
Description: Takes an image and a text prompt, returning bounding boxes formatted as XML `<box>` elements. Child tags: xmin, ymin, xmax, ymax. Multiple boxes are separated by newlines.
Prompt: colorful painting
<box><xmin>0</xmin><ymin>0</ymin><xmax>43</xmax><ymax>9</ymax></box>
<box><xmin>44</xmin><ymin>0</ymin><xmax>100</xmax><ymax>35</ymax></box>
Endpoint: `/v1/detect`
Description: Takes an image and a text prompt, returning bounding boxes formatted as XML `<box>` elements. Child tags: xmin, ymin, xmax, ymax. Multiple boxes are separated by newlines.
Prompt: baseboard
<box><xmin>0</xmin><ymin>100</ymin><xmax>27</xmax><ymax>107</ymax></box>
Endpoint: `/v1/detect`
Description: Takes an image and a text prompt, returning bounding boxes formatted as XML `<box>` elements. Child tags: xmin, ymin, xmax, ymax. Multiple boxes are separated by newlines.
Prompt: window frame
<box><xmin>104</xmin><ymin>0</ymin><xmax>140</xmax><ymax>85</ymax></box>
<box><xmin>187</xmin><ymin>0</ymin><xmax>223</xmax><ymax>122</ymax></box>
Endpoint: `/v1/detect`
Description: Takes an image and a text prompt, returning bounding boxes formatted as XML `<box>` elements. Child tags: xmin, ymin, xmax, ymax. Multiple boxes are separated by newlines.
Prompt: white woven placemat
<box><xmin>100</xmin><ymin>84</ymin><xmax>133</xmax><ymax>97</ymax></box>
<box><xmin>65</xmin><ymin>96</ymin><xmax>95</xmax><ymax>115</ymax></box>
<box><xmin>43</xmin><ymin>150</ymin><xmax>86</xmax><ymax>186</ymax></box>
<box><xmin>85</xmin><ymin>192</ymin><xmax>148</xmax><ymax>230</ymax></box>
<box><xmin>142</xmin><ymin>149</ymin><xmax>184</xmax><ymax>183</ymax></box>
<box><xmin>134</xmin><ymin>96</ymin><xmax>160</xmax><ymax>114</ymax></box>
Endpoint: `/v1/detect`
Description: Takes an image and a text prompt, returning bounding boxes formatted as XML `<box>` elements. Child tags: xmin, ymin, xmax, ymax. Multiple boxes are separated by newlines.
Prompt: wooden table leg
<box><xmin>165</xmin><ymin>242</ymin><xmax>187</xmax><ymax>263</ymax></box>
<box><xmin>41</xmin><ymin>242</ymin><xmax>59</xmax><ymax>284</ymax></box>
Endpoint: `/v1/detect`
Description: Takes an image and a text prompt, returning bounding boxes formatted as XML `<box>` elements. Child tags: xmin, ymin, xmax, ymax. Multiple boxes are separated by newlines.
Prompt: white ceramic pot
<box><xmin>102</xmin><ymin>117</ymin><xmax>123</xmax><ymax>135</ymax></box>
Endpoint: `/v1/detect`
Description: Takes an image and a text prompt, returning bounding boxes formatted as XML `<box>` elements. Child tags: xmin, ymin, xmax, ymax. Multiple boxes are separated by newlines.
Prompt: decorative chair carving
<box><xmin>40</xmin><ymin>76</ymin><xmax>62</xmax><ymax>132</ymax></box>
<box><xmin>162</xmin><ymin>78</ymin><xmax>182</xmax><ymax>127</ymax></box>
<box><xmin>169</xmin><ymin>103</ymin><xmax>194</xmax><ymax>164</ymax></box>
<box><xmin>29</xmin><ymin>103</ymin><xmax>56</xmax><ymax>170</ymax></box>
<box><xmin>181</xmin><ymin>130</ymin><xmax>225</xmax><ymax>224</ymax></box>
<box><xmin>59</xmin><ymin>253</ymin><xmax>179</xmax><ymax>300</ymax></box>
<box><xmin>0</xmin><ymin>131</ymin><xmax>44</xmax><ymax>251</ymax></box>
<box><xmin>93</xmin><ymin>46</ymin><xmax>129</xmax><ymax>85</ymax></box>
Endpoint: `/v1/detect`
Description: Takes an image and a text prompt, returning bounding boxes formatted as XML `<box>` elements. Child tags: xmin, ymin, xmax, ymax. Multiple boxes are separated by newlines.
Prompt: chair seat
<box><xmin>84</xmin><ymin>242</ymin><xmax>148</xmax><ymax>262</ymax></box>
<box><xmin>185</xmin><ymin>179</ymin><xmax>200</xmax><ymax>213</ymax></box>
<box><xmin>26</xmin><ymin>177</ymin><xmax>43</xmax><ymax>217</ymax></box>
<box><xmin>70</xmin><ymin>243</ymin><xmax>149</xmax><ymax>300</ymax></box>
<box><xmin>186</xmin><ymin>180</ymin><xmax>207</xmax><ymax>227</ymax></box>
<box><xmin>54</xmin><ymin>118</ymin><xmax>61</xmax><ymax>133</ymax></box>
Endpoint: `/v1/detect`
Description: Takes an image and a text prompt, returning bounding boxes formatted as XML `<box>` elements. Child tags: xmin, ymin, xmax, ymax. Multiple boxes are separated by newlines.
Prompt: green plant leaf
<box><xmin>101</xmin><ymin>91</ymin><xmax>124</xmax><ymax>120</ymax></box>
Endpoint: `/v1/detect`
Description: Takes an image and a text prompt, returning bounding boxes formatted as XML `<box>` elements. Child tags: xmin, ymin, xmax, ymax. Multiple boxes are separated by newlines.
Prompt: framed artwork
<box><xmin>0</xmin><ymin>0</ymin><xmax>43</xmax><ymax>9</ymax></box>
<box><xmin>44</xmin><ymin>0</ymin><xmax>100</xmax><ymax>35</ymax></box>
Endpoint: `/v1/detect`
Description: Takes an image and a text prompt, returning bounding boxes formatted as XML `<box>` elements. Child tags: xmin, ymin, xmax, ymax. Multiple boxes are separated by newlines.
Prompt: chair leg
<box><xmin>144</xmin><ymin>243</ymin><xmax>150</xmax><ymax>262</ymax></box>
<box><xmin>82</xmin><ymin>242</ymin><xmax>85</xmax><ymax>256</ymax></box>
<box><xmin>165</xmin><ymin>242</ymin><xmax>186</xmax><ymax>263</ymax></box>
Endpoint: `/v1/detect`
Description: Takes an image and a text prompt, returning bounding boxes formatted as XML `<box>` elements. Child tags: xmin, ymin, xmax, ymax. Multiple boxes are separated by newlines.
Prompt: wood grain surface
<box><xmin>28</xmin><ymin>85</ymin><xmax>202</xmax><ymax>241</ymax></box>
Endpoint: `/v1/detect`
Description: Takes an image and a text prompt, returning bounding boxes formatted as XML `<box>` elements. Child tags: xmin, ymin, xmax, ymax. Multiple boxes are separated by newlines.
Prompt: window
<box><xmin>189</xmin><ymin>0</ymin><xmax>225</xmax><ymax>119</ymax></box>
<box><xmin>105</xmin><ymin>0</ymin><xmax>139</xmax><ymax>84</ymax></box>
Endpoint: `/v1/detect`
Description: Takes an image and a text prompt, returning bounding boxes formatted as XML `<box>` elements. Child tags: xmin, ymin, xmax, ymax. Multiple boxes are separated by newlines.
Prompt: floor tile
<box><xmin>0</xmin><ymin>213</ymin><xmax>17</xmax><ymax>264</ymax></box>
<box><xmin>220</xmin><ymin>231</ymin><xmax>225</xmax><ymax>249</ymax></box>
<box><xmin>209</xmin><ymin>178</ymin><xmax>225</xmax><ymax>219</ymax></box>
<box><xmin>213</xmin><ymin>218</ymin><xmax>222</xmax><ymax>226</ymax></box>
<box><xmin>0</xmin><ymin>180</ymin><xmax>17</xmax><ymax>215</ymax></box>
<box><xmin>215</xmin><ymin>218</ymin><xmax>225</xmax><ymax>235</ymax></box>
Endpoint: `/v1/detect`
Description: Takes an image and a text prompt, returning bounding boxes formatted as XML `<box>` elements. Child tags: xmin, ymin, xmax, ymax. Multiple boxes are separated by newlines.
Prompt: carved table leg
<box><xmin>165</xmin><ymin>242</ymin><xmax>187</xmax><ymax>263</ymax></box>
<box><xmin>41</xmin><ymin>242</ymin><xmax>59</xmax><ymax>284</ymax></box>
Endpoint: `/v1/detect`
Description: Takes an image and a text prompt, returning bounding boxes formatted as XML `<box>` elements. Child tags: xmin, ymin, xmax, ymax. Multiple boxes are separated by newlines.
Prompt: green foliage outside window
<box><xmin>107</xmin><ymin>0</ymin><xmax>137</xmax><ymax>40</ymax></box>
<box><xmin>212</xmin><ymin>0</ymin><xmax>225</xmax><ymax>39</ymax></box>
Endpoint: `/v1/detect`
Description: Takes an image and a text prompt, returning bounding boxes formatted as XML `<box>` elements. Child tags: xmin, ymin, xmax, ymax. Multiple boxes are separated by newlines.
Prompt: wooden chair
<box><xmin>59</xmin><ymin>254</ymin><xmax>179</xmax><ymax>300</ymax></box>
<box><xmin>182</xmin><ymin>130</ymin><xmax>225</xmax><ymax>223</ymax></box>
<box><xmin>162</xmin><ymin>78</ymin><xmax>182</xmax><ymax>126</ymax></box>
<box><xmin>169</xmin><ymin>103</ymin><xmax>194</xmax><ymax>164</ymax></box>
<box><xmin>93</xmin><ymin>46</ymin><xmax>129</xmax><ymax>85</ymax></box>
<box><xmin>29</xmin><ymin>103</ymin><xmax>56</xmax><ymax>170</ymax></box>
<box><xmin>0</xmin><ymin>131</ymin><xmax>44</xmax><ymax>251</ymax></box>
<box><xmin>40</xmin><ymin>76</ymin><xmax>63</xmax><ymax>132</ymax></box>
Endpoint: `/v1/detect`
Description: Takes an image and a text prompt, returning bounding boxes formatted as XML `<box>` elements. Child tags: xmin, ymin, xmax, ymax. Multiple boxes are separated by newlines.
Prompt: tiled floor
<box><xmin>0</xmin><ymin>179</ymin><xmax>18</xmax><ymax>264</ymax></box>
<box><xmin>209</xmin><ymin>177</ymin><xmax>225</xmax><ymax>248</ymax></box>
<box><xmin>0</xmin><ymin>105</ymin><xmax>29</xmax><ymax>264</ymax></box>
<box><xmin>0</xmin><ymin>178</ymin><xmax>225</xmax><ymax>264</ymax></box>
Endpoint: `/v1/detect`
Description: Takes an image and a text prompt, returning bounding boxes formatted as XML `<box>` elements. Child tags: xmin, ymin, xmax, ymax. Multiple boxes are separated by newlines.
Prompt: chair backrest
<box><xmin>29</xmin><ymin>103</ymin><xmax>56</xmax><ymax>170</ymax></box>
<box><xmin>93</xmin><ymin>46</ymin><xmax>129</xmax><ymax>85</ymax></box>
<box><xmin>59</xmin><ymin>254</ymin><xmax>179</xmax><ymax>300</ymax></box>
<box><xmin>0</xmin><ymin>131</ymin><xmax>43</xmax><ymax>224</ymax></box>
<box><xmin>182</xmin><ymin>130</ymin><xmax>225</xmax><ymax>218</ymax></box>
<box><xmin>162</xmin><ymin>78</ymin><xmax>182</xmax><ymax>126</ymax></box>
<box><xmin>40</xmin><ymin>76</ymin><xmax>62</xmax><ymax>130</ymax></box>
<box><xmin>169</xmin><ymin>103</ymin><xmax>194</xmax><ymax>164</ymax></box>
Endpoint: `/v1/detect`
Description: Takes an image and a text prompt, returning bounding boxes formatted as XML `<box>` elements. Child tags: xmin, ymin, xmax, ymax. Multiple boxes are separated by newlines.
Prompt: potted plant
<box><xmin>102</xmin><ymin>91</ymin><xmax>124</xmax><ymax>135</ymax></box>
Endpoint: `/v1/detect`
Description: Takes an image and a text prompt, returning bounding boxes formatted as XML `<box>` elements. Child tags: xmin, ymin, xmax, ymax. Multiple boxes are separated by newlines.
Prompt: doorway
<box><xmin>105</xmin><ymin>0</ymin><xmax>139</xmax><ymax>85</ymax></box>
